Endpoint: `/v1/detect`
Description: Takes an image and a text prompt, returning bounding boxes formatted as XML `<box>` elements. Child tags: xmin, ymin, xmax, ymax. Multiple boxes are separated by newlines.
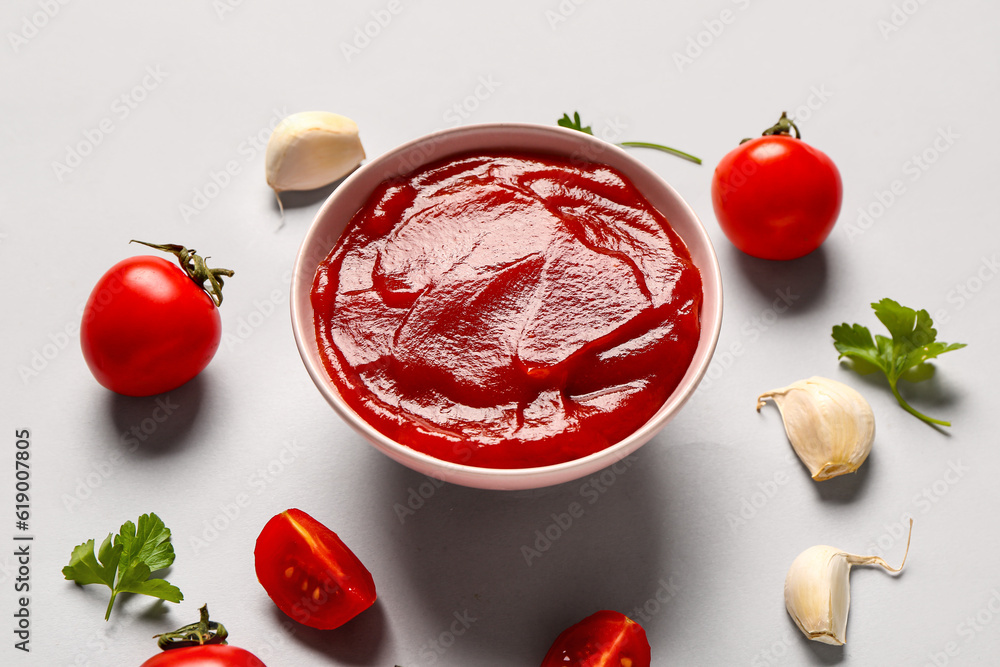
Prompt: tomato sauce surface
<box><xmin>312</xmin><ymin>152</ymin><xmax>702</xmax><ymax>468</ymax></box>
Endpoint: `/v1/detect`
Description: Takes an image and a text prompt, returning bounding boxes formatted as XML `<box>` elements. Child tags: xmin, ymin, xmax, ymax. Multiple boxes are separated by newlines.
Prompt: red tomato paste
<box><xmin>312</xmin><ymin>152</ymin><xmax>702</xmax><ymax>468</ymax></box>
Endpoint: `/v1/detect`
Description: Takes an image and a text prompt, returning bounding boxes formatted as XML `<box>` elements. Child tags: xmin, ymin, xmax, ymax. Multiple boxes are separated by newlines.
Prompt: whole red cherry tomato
<box><xmin>80</xmin><ymin>241</ymin><xmax>233</xmax><ymax>397</ymax></box>
<box><xmin>140</xmin><ymin>645</ymin><xmax>266</xmax><ymax>667</ymax></box>
<box><xmin>540</xmin><ymin>610</ymin><xmax>651</xmax><ymax>667</ymax></box>
<box><xmin>254</xmin><ymin>509</ymin><xmax>376</xmax><ymax>630</ymax></box>
<box><xmin>140</xmin><ymin>605</ymin><xmax>266</xmax><ymax>666</ymax></box>
<box><xmin>711</xmin><ymin>112</ymin><xmax>842</xmax><ymax>260</ymax></box>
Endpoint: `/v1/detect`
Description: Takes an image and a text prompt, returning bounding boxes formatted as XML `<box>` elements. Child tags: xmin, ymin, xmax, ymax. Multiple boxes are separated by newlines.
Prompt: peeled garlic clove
<box><xmin>265</xmin><ymin>111</ymin><xmax>365</xmax><ymax>193</ymax></box>
<box><xmin>785</xmin><ymin>521</ymin><xmax>911</xmax><ymax>646</ymax></box>
<box><xmin>756</xmin><ymin>376</ymin><xmax>874</xmax><ymax>481</ymax></box>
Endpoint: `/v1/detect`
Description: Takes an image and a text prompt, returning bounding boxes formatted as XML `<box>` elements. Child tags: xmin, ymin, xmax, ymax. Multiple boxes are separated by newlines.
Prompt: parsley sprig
<box><xmin>557</xmin><ymin>111</ymin><xmax>702</xmax><ymax>164</ymax></box>
<box><xmin>62</xmin><ymin>512</ymin><xmax>183</xmax><ymax>620</ymax></box>
<box><xmin>832</xmin><ymin>298</ymin><xmax>966</xmax><ymax>426</ymax></box>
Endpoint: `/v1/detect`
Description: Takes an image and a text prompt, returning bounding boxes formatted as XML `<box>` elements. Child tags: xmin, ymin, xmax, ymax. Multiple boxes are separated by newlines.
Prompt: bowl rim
<box><xmin>290</xmin><ymin>121</ymin><xmax>723</xmax><ymax>490</ymax></box>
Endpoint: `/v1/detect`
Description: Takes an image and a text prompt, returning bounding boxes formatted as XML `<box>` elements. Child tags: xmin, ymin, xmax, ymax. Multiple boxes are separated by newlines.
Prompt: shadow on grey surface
<box><xmin>372</xmin><ymin>450</ymin><xmax>669</xmax><ymax>665</ymax></box>
<box><xmin>272</xmin><ymin>173</ymin><xmax>351</xmax><ymax>213</ymax></box>
<box><xmin>106</xmin><ymin>375</ymin><xmax>206</xmax><ymax>457</ymax></box>
<box><xmin>270</xmin><ymin>600</ymin><xmax>387</xmax><ymax>665</ymax></box>
<box><xmin>786</xmin><ymin>614</ymin><xmax>845</xmax><ymax>665</ymax></box>
<box><xmin>127</xmin><ymin>596</ymin><xmax>172</xmax><ymax>624</ymax></box>
<box><xmin>67</xmin><ymin>583</ymin><xmax>172</xmax><ymax>624</ymax></box>
<box><xmin>835</xmin><ymin>363</ymin><xmax>960</xmax><ymax>437</ymax></box>
<box><xmin>812</xmin><ymin>450</ymin><xmax>874</xmax><ymax>504</ymax></box>
<box><xmin>728</xmin><ymin>244</ymin><xmax>830</xmax><ymax>314</ymax></box>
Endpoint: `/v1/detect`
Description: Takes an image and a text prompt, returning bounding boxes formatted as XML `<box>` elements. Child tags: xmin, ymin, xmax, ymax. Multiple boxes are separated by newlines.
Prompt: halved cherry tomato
<box><xmin>540</xmin><ymin>610</ymin><xmax>651</xmax><ymax>667</ymax></box>
<box><xmin>254</xmin><ymin>509</ymin><xmax>376</xmax><ymax>630</ymax></box>
<box><xmin>711</xmin><ymin>112</ymin><xmax>842</xmax><ymax>260</ymax></box>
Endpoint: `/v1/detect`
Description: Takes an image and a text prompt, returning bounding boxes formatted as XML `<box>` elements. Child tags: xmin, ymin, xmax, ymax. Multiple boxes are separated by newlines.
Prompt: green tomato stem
<box><xmin>130</xmin><ymin>241</ymin><xmax>234</xmax><ymax>307</ymax></box>
<box><xmin>761</xmin><ymin>111</ymin><xmax>800</xmax><ymax>139</ymax></box>
<box><xmin>617</xmin><ymin>141</ymin><xmax>702</xmax><ymax>164</ymax></box>
<box><xmin>889</xmin><ymin>379</ymin><xmax>951</xmax><ymax>427</ymax></box>
<box><xmin>741</xmin><ymin>111</ymin><xmax>802</xmax><ymax>145</ymax></box>
<box><xmin>155</xmin><ymin>604</ymin><xmax>229</xmax><ymax>650</ymax></box>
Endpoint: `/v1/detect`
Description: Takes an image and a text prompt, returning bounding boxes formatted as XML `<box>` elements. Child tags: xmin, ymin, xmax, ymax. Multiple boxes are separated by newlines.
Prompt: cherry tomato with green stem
<box><xmin>711</xmin><ymin>112</ymin><xmax>842</xmax><ymax>260</ymax></box>
<box><xmin>140</xmin><ymin>605</ymin><xmax>266</xmax><ymax>666</ymax></box>
<box><xmin>80</xmin><ymin>241</ymin><xmax>233</xmax><ymax>397</ymax></box>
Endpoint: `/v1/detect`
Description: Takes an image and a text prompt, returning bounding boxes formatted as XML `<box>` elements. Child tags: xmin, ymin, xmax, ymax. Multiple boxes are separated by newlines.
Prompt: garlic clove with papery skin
<box><xmin>785</xmin><ymin>545</ymin><xmax>853</xmax><ymax>645</ymax></box>
<box><xmin>784</xmin><ymin>521</ymin><xmax>911</xmax><ymax>646</ymax></box>
<box><xmin>265</xmin><ymin>111</ymin><xmax>365</xmax><ymax>194</ymax></box>
<box><xmin>757</xmin><ymin>376</ymin><xmax>874</xmax><ymax>481</ymax></box>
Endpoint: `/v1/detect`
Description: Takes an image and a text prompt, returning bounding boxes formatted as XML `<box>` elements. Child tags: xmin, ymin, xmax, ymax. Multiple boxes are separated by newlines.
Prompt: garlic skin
<box><xmin>785</xmin><ymin>545</ymin><xmax>855</xmax><ymax>645</ymax></box>
<box><xmin>265</xmin><ymin>112</ymin><xmax>365</xmax><ymax>193</ymax></box>
<box><xmin>757</xmin><ymin>376</ymin><xmax>874</xmax><ymax>481</ymax></box>
<box><xmin>785</xmin><ymin>523</ymin><xmax>911</xmax><ymax>646</ymax></box>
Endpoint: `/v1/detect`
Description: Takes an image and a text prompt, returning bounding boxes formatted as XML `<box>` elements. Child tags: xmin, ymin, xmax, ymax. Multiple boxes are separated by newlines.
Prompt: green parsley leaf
<box><xmin>62</xmin><ymin>513</ymin><xmax>183</xmax><ymax>620</ymax></box>
<box><xmin>558</xmin><ymin>111</ymin><xmax>593</xmax><ymax>135</ymax></box>
<box><xmin>119</xmin><ymin>513</ymin><xmax>176</xmax><ymax>572</ymax></box>
<box><xmin>61</xmin><ymin>536</ymin><xmax>121</xmax><ymax>588</ymax></box>
<box><xmin>557</xmin><ymin>111</ymin><xmax>702</xmax><ymax>164</ymax></box>
<box><xmin>832</xmin><ymin>298</ymin><xmax>966</xmax><ymax>426</ymax></box>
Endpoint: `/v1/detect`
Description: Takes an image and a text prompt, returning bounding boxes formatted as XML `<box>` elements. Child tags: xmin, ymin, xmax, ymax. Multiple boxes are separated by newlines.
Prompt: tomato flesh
<box><xmin>254</xmin><ymin>509</ymin><xmax>376</xmax><ymax>630</ymax></box>
<box><xmin>540</xmin><ymin>610</ymin><xmax>651</xmax><ymax>667</ymax></box>
<box><xmin>139</xmin><ymin>644</ymin><xmax>266</xmax><ymax>666</ymax></box>
<box><xmin>711</xmin><ymin>135</ymin><xmax>842</xmax><ymax>260</ymax></box>
<box><xmin>80</xmin><ymin>256</ymin><xmax>221</xmax><ymax>396</ymax></box>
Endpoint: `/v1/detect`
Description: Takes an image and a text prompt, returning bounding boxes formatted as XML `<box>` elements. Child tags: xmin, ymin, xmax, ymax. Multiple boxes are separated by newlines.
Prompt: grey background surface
<box><xmin>2</xmin><ymin>1</ymin><xmax>999</xmax><ymax>665</ymax></box>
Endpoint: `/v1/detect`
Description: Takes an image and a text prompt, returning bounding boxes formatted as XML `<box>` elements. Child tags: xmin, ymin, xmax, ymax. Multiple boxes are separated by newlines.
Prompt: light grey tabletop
<box><xmin>2</xmin><ymin>1</ymin><xmax>998</xmax><ymax>665</ymax></box>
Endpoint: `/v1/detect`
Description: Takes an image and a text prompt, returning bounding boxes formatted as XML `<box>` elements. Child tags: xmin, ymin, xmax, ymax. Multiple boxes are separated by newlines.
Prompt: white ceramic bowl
<box><xmin>291</xmin><ymin>123</ymin><xmax>722</xmax><ymax>490</ymax></box>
